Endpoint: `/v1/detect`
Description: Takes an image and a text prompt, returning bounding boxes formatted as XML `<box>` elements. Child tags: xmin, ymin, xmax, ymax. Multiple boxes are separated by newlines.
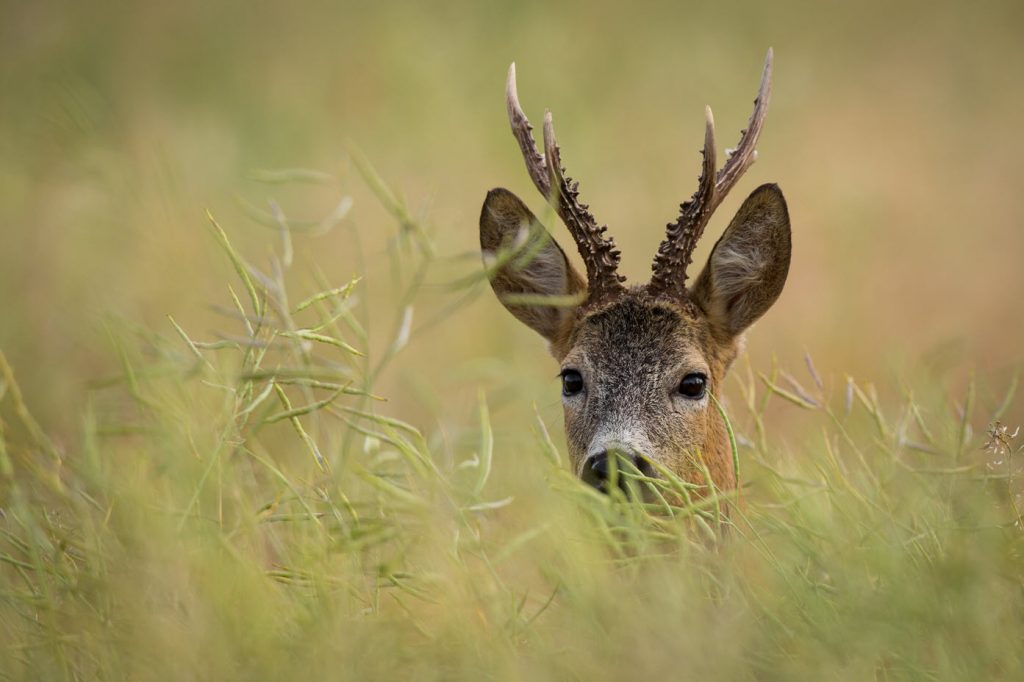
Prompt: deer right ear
<box><xmin>691</xmin><ymin>183</ymin><xmax>792</xmax><ymax>340</ymax></box>
<box><xmin>479</xmin><ymin>188</ymin><xmax>585</xmax><ymax>343</ymax></box>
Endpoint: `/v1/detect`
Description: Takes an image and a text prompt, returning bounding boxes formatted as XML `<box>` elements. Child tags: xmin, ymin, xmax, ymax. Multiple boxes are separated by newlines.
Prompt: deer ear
<box><xmin>479</xmin><ymin>188</ymin><xmax>585</xmax><ymax>343</ymax></box>
<box><xmin>691</xmin><ymin>183</ymin><xmax>791</xmax><ymax>339</ymax></box>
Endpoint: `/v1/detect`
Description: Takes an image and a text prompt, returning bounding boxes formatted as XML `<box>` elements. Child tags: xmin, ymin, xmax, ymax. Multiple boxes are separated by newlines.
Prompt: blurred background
<box><xmin>1</xmin><ymin>0</ymin><xmax>1022</xmax><ymax>442</ymax></box>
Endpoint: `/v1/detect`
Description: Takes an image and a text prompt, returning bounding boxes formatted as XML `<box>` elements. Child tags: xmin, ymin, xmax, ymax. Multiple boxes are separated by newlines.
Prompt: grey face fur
<box><xmin>560</xmin><ymin>297</ymin><xmax>724</xmax><ymax>481</ymax></box>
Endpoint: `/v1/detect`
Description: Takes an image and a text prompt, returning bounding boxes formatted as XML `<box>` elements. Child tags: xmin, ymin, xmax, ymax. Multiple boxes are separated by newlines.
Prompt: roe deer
<box><xmin>479</xmin><ymin>50</ymin><xmax>790</xmax><ymax>497</ymax></box>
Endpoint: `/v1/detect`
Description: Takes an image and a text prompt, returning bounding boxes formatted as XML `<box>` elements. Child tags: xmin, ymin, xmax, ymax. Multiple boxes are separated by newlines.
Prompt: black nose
<box><xmin>582</xmin><ymin>451</ymin><xmax>652</xmax><ymax>495</ymax></box>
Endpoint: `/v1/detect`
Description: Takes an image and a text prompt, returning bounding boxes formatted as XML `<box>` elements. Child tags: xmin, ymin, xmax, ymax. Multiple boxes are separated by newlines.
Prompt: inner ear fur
<box><xmin>479</xmin><ymin>187</ymin><xmax>585</xmax><ymax>343</ymax></box>
<box><xmin>691</xmin><ymin>183</ymin><xmax>791</xmax><ymax>339</ymax></box>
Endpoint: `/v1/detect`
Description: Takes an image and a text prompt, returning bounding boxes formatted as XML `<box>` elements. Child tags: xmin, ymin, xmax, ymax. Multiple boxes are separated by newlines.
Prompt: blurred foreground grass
<box><xmin>2</xmin><ymin>1</ymin><xmax>1024</xmax><ymax>679</ymax></box>
<box><xmin>1</xmin><ymin>166</ymin><xmax>1023</xmax><ymax>680</ymax></box>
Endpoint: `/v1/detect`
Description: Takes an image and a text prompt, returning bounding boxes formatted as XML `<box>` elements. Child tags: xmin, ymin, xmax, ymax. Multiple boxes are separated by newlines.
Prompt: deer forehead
<box><xmin>560</xmin><ymin>295</ymin><xmax>718</xmax><ymax>382</ymax></box>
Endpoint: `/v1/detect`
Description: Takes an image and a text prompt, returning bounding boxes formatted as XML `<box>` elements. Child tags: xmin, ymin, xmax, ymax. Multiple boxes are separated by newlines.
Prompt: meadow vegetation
<box><xmin>2</xmin><ymin>1</ymin><xmax>1023</xmax><ymax>679</ymax></box>
<box><xmin>2</xmin><ymin>164</ymin><xmax>1023</xmax><ymax>680</ymax></box>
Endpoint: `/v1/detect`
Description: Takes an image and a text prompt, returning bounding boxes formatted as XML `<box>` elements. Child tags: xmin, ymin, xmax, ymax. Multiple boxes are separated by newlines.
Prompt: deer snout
<box><xmin>581</xmin><ymin>447</ymin><xmax>655</xmax><ymax>496</ymax></box>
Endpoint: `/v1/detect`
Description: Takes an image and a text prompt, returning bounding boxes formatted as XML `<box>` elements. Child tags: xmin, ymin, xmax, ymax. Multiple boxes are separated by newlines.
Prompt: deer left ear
<box><xmin>691</xmin><ymin>183</ymin><xmax>791</xmax><ymax>339</ymax></box>
<box><xmin>479</xmin><ymin>188</ymin><xmax>586</xmax><ymax>344</ymax></box>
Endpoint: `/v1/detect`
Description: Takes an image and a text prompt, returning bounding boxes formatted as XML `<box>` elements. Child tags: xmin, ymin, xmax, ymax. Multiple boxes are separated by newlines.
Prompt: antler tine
<box><xmin>506</xmin><ymin>63</ymin><xmax>550</xmax><ymax>197</ymax></box>
<box><xmin>711</xmin><ymin>47</ymin><xmax>773</xmax><ymax>212</ymax></box>
<box><xmin>504</xmin><ymin>63</ymin><xmax>624</xmax><ymax>303</ymax></box>
<box><xmin>649</xmin><ymin>49</ymin><xmax>774</xmax><ymax>301</ymax></box>
<box><xmin>541</xmin><ymin>110</ymin><xmax>625</xmax><ymax>300</ymax></box>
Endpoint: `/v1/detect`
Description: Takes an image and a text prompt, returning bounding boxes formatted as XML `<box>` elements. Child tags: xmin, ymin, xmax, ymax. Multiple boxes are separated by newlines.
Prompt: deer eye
<box><xmin>561</xmin><ymin>369</ymin><xmax>584</xmax><ymax>397</ymax></box>
<box><xmin>678</xmin><ymin>373</ymin><xmax>707</xmax><ymax>400</ymax></box>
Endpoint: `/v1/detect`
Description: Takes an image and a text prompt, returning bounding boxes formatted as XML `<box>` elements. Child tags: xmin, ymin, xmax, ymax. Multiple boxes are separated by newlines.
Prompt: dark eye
<box><xmin>561</xmin><ymin>369</ymin><xmax>584</xmax><ymax>397</ymax></box>
<box><xmin>678</xmin><ymin>373</ymin><xmax>707</xmax><ymax>400</ymax></box>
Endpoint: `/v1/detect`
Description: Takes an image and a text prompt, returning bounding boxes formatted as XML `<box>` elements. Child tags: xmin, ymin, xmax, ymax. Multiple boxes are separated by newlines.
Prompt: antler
<box><xmin>506</xmin><ymin>63</ymin><xmax>625</xmax><ymax>304</ymax></box>
<box><xmin>648</xmin><ymin>49</ymin><xmax>774</xmax><ymax>301</ymax></box>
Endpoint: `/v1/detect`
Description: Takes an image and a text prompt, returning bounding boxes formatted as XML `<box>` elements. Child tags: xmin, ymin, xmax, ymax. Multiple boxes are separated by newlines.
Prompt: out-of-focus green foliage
<box><xmin>1</xmin><ymin>1</ymin><xmax>1023</xmax><ymax>678</ymax></box>
<box><xmin>1</xmin><ymin>193</ymin><xmax>1022</xmax><ymax>678</ymax></box>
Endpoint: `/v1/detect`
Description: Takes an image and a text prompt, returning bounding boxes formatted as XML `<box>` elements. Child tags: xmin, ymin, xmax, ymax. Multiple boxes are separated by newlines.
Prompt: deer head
<box><xmin>479</xmin><ymin>51</ymin><xmax>791</xmax><ymax>496</ymax></box>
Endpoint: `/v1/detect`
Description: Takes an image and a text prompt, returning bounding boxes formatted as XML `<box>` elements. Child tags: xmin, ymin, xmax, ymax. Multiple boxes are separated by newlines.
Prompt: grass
<box><xmin>1</xmin><ymin>165</ymin><xmax>1022</xmax><ymax>681</ymax></box>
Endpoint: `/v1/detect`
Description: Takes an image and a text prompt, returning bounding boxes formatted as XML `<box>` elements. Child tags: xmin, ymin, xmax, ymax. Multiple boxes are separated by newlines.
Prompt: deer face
<box><xmin>559</xmin><ymin>296</ymin><xmax>732</xmax><ymax>490</ymax></box>
<box><xmin>479</xmin><ymin>53</ymin><xmax>791</xmax><ymax>494</ymax></box>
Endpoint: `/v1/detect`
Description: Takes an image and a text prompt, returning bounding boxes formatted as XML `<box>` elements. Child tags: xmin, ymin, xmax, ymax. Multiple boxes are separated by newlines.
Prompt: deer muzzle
<box><xmin>581</xmin><ymin>446</ymin><xmax>656</xmax><ymax>497</ymax></box>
